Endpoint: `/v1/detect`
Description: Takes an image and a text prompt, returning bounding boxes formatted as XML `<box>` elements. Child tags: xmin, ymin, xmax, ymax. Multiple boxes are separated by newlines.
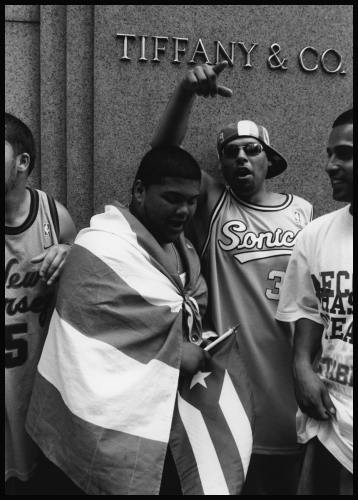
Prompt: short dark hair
<box><xmin>333</xmin><ymin>108</ymin><xmax>353</xmax><ymax>129</ymax></box>
<box><xmin>5</xmin><ymin>112</ymin><xmax>36</xmax><ymax>175</ymax></box>
<box><xmin>135</xmin><ymin>146</ymin><xmax>201</xmax><ymax>189</ymax></box>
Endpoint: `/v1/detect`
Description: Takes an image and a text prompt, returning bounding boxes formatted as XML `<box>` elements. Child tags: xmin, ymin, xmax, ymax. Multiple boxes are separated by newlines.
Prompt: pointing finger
<box><xmin>218</xmin><ymin>85</ymin><xmax>233</xmax><ymax>98</ymax></box>
<box><xmin>212</xmin><ymin>60</ymin><xmax>229</xmax><ymax>75</ymax></box>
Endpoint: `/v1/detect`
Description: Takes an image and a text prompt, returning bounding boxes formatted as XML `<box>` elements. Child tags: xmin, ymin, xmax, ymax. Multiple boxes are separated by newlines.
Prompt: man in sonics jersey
<box><xmin>151</xmin><ymin>62</ymin><xmax>313</xmax><ymax>495</ymax></box>
<box><xmin>5</xmin><ymin>113</ymin><xmax>76</xmax><ymax>494</ymax></box>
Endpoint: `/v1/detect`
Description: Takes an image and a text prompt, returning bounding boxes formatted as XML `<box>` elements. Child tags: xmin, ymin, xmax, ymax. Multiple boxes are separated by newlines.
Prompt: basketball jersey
<box><xmin>200</xmin><ymin>187</ymin><xmax>313</xmax><ymax>454</ymax></box>
<box><xmin>5</xmin><ymin>188</ymin><xmax>59</xmax><ymax>481</ymax></box>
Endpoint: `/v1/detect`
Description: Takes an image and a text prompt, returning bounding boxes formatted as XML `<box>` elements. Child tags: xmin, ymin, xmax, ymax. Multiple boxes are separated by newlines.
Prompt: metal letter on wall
<box><xmin>299</xmin><ymin>46</ymin><xmax>319</xmax><ymax>72</ymax></box>
<box><xmin>189</xmin><ymin>38</ymin><xmax>212</xmax><ymax>65</ymax></box>
<box><xmin>139</xmin><ymin>35</ymin><xmax>148</xmax><ymax>61</ymax></box>
<box><xmin>268</xmin><ymin>43</ymin><xmax>288</xmax><ymax>70</ymax></box>
<box><xmin>116</xmin><ymin>34</ymin><xmax>136</xmax><ymax>61</ymax></box>
<box><xmin>215</xmin><ymin>41</ymin><xmax>236</xmax><ymax>67</ymax></box>
<box><xmin>152</xmin><ymin>36</ymin><xmax>169</xmax><ymax>62</ymax></box>
<box><xmin>172</xmin><ymin>37</ymin><xmax>189</xmax><ymax>63</ymax></box>
<box><xmin>238</xmin><ymin>42</ymin><xmax>258</xmax><ymax>68</ymax></box>
<box><xmin>321</xmin><ymin>49</ymin><xmax>343</xmax><ymax>74</ymax></box>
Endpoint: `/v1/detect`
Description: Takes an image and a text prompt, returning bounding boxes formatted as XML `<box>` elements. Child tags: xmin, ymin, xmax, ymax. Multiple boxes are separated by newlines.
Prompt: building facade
<box><xmin>5</xmin><ymin>5</ymin><xmax>353</xmax><ymax>230</ymax></box>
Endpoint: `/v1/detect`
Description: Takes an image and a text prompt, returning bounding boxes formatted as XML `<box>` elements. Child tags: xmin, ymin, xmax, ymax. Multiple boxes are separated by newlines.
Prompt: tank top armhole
<box><xmin>46</xmin><ymin>194</ymin><xmax>60</xmax><ymax>241</ymax></box>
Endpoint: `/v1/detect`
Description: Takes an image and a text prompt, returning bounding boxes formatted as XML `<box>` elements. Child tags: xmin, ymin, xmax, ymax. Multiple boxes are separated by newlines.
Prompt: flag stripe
<box><xmin>177</xmin><ymin>393</ymin><xmax>230</xmax><ymax>495</ymax></box>
<box><xmin>76</xmin><ymin>225</ymin><xmax>183</xmax><ymax>313</ymax></box>
<box><xmin>38</xmin><ymin>310</ymin><xmax>178</xmax><ymax>442</ymax></box>
<box><xmin>202</xmin><ymin>405</ymin><xmax>246</xmax><ymax>495</ymax></box>
<box><xmin>219</xmin><ymin>370</ymin><xmax>253</xmax><ymax>477</ymax></box>
<box><xmin>56</xmin><ymin>244</ymin><xmax>181</xmax><ymax>366</ymax></box>
<box><xmin>170</xmin><ymin>399</ymin><xmax>205</xmax><ymax>495</ymax></box>
<box><xmin>26</xmin><ymin>371</ymin><xmax>167</xmax><ymax>495</ymax></box>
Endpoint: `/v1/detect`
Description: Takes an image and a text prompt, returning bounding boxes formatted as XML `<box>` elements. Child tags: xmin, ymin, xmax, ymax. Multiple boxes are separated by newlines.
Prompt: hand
<box><xmin>179</xmin><ymin>61</ymin><xmax>233</xmax><ymax>98</ymax></box>
<box><xmin>31</xmin><ymin>244</ymin><xmax>72</xmax><ymax>285</ymax></box>
<box><xmin>180</xmin><ymin>342</ymin><xmax>211</xmax><ymax>377</ymax></box>
<box><xmin>293</xmin><ymin>363</ymin><xmax>335</xmax><ymax>421</ymax></box>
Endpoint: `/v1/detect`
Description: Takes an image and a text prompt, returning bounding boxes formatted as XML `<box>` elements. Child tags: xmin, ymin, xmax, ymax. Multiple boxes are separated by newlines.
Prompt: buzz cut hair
<box><xmin>134</xmin><ymin>146</ymin><xmax>201</xmax><ymax>189</ymax></box>
<box><xmin>5</xmin><ymin>112</ymin><xmax>36</xmax><ymax>176</ymax></box>
<box><xmin>333</xmin><ymin>108</ymin><xmax>353</xmax><ymax>129</ymax></box>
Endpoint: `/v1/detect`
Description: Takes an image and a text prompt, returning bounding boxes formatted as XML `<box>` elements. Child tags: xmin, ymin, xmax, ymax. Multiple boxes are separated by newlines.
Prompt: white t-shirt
<box><xmin>276</xmin><ymin>206</ymin><xmax>353</xmax><ymax>473</ymax></box>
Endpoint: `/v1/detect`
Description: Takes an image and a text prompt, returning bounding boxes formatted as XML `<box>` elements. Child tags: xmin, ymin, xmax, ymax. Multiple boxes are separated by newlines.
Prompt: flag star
<box><xmin>190</xmin><ymin>371</ymin><xmax>212</xmax><ymax>390</ymax></box>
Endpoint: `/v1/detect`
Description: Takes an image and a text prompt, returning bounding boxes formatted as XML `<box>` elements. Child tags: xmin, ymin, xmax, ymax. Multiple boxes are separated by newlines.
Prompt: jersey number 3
<box><xmin>5</xmin><ymin>323</ymin><xmax>28</xmax><ymax>368</ymax></box>
<box><xmin>266</xmin><ymin>270</ymin><xmax>286</xmax><ymax>301</ymax></box>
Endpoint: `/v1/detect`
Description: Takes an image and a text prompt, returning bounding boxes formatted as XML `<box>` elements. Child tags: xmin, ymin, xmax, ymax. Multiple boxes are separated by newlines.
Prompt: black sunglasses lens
<box><xmin>223</xmin><ymin>143</ymin><xmax>263</xmax><ymax>158</ymax></box>
<box><xmin>245</xmin><ymin>144</ymin><xmax>263</xmax><ymax>156</ymax></box>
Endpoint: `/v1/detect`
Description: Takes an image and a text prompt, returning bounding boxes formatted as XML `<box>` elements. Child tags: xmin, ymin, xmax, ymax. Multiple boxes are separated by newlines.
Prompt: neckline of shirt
<box><xmin>5</xmin><ymin>188</ymin><xmax>38</xmax><ymax>236</ymax></box>
<box><xmin>229</xmin><ymin>188</ymin><xmax>293</xmax><ymax>212</ymax></box>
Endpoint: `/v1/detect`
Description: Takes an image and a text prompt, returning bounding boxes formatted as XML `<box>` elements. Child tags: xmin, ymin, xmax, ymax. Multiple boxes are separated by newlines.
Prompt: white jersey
<box><xmin>277</xmin><ymin>206</ymin><xmax>353</xmax><ymax>473</ymax></box>
<box><xmin>5</xmin><ymin>188</ymin><xmax>59</xmax><ymax>481</ymax></box>
<box><xmin>199</xmin><ymin>187</ymin><xmax>313</xmax><ymax>454</ymax></box>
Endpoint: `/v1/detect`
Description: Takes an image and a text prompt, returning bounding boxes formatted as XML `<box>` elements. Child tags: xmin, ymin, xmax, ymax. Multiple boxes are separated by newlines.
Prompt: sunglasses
<box><xmin>222</xmin><ymin>142</ymin><xmax>265</xmax><ymax>159</ymax></box>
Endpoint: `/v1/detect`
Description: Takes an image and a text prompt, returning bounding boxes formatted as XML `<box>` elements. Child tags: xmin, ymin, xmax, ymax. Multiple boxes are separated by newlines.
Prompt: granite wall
<box><xmin>5</xmin><ymin>5</ymin><xmax>353</xmax><ymax>230</ymax></box>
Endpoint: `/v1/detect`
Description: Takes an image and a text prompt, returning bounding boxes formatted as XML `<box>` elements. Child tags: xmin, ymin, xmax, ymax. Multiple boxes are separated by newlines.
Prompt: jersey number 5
<box><xmin>5</xmin><ymin>323</ymin><xmax>28</xmax><ymax>368</ymax></box>
<box><xmin>266</xmin><ymin>270</ymin><xmax>286</xmax><ymax>301</ymax></box>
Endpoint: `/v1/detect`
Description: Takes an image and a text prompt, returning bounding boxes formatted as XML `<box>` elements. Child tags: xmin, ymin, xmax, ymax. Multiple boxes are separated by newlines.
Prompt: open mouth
<box><xmin>168</xmin><ymin>220</ymin><xmax>186</xmax><ymax>231</ymax></box>
<box><xmin>236</xmin><ymin>167</ymin><xmax>253</xmax><ymax>179</ymax></box>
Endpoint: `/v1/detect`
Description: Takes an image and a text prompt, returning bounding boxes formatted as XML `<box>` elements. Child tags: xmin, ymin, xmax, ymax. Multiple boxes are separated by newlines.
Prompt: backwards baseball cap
<box><xmin>217</xmin><ymin>120</ymin><xmax>288</xmax><ymax>179</ymax></box>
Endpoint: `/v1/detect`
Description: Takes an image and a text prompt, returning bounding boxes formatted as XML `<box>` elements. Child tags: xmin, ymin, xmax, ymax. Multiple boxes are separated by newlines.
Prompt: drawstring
<box><xmin>183</xmin><ymin>294</ymin><xmax>202</xmax><ymax>346</ymax></box>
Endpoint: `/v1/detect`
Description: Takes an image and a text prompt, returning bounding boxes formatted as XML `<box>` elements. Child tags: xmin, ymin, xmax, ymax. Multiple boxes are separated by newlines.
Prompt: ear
<box><xmin>133</xmin><ymin>180</ymin><xmax>146</xmax><ymax>202</ymax></box>
<box><xmin>17</xmin><ymin>153</ymin><xmax>31</xmax><ymax>174</ymax></box>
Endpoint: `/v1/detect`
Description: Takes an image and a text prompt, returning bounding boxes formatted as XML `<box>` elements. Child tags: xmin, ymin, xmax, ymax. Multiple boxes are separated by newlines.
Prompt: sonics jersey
<box><xmin>5</xmin><ymin>188</ymin><xmax>59</xmax><ymax>481</ymax></box>
<box><xmin>200</xmin><ymin>187</ymin><xmax>313</xmax><ymax>454</ymax></box>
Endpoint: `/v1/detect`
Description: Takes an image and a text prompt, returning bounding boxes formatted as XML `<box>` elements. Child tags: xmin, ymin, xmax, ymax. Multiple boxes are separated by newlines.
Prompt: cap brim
<box><xmin>264</xmin><ymin>145</ymin><xmax>288</xmax><ymax>179</ymax></box>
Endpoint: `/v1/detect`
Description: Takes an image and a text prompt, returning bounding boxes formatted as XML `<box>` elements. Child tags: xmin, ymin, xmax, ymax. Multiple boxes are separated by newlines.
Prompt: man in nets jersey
<box><xmin>5</xmin><ymin>113</ymin><xmax>76</xmax><ymax>494</ymax></box>
<box><xmin>277</xmin><ymin>109</ymin><xmax>353</xmax><ymax>495</ymax></box>
<box><xmin>151</xmin><ymin>62</ymin><xmax>313</xmax><ymax>495</ymax></box>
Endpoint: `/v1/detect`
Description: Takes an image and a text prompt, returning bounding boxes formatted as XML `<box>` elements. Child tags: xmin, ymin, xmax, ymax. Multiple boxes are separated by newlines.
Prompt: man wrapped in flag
<box><xmin>26</xmin><ymin>146</ymin><xmax>254</xmax><ymax>495</ymax></box>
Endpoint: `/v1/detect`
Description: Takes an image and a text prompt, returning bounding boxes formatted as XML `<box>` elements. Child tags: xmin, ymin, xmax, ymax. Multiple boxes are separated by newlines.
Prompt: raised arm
<box><xmin>151</xmin><ymin>61</ymin><xmax>233</xmax><ymax>148</ymax></box>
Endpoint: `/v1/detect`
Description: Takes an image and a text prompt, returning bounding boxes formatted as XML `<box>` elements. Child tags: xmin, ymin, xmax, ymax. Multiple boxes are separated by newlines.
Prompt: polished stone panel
<box><xmin>5</xmin><ymin>5</ymin><xmax>40</xmax><ymax>22</ymax></box>
<box><xmin>93</xmin><ymin>5</ymin><xmax>353</xmax><ymax>219</ymax></box>
<box><xmin>4</xmin><ymin>5</ymin><xmax>353</xmax><ymax>230</ymax></box>
<box><xmin>5</xmin><ymin>21</ymin><xmax>41</xmax><ymax>190</ymax></box>
<box><xmin>66</xmin><ymin>6</ymin><xmax>95</xmax><ymax>230</ymax></box>
<box><xmin>39</xmin><ymin>5</ymin><xmax>67</xmax><ymax>205</ymax></box>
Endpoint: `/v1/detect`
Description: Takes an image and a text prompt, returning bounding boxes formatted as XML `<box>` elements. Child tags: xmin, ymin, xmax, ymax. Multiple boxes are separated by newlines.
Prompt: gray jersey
<box><xmin>5</xmin><ymin>188</ymin><xmax>59</xmax><ymax>481</ymax></box>
<box><xmin>200</xmin><ymin>188</ymin><xmax>313</xmax><ymax>454</ymax></box>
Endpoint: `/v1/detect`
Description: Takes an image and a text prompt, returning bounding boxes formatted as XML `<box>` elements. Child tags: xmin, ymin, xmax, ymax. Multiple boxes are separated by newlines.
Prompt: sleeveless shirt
<box><xmin>200</xmin><ymin>187</ymin><xmax>313</xmax><ymax>454</ymax></box>
<box><xmin>5</xmin><ymin>188</ymin><xmax>59</xmax><ymax>481</ymax></box>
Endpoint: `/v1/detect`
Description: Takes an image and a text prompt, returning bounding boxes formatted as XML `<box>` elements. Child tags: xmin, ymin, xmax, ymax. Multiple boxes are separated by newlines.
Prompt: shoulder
<box><xmin>299</xmin><ymin>207</ymin><xmax>345</xmax><ymax>242</ymax></box>
<box><xmin>291</xmin><ymin>194</ymin><xmax>313</xmax><ymax>211</ymax></box>
<box><xmin>53</xmin><ymin>199</ymin><xmax>77</xmax><ymax>243</ymax></box>
<box><xmin>284</xmin><ymin>194</ymin><xmax>314</xmax><ymax>223</ymax></box>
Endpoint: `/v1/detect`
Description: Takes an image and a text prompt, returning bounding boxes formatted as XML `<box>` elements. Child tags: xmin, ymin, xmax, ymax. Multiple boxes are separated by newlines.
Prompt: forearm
<box><xmin>293</xmin><ymin>318</ymin><xmax>323</xmax><ymax>374</ymax></box>
<box><xmin>151</xmin><ymin>83</ymin><xmax>196</xmax><ymax>148</ymax></box>
<box><xmin>292</xmin><ymin>318</ymin><xmax>334</xmax><ymax>419</ymax></box>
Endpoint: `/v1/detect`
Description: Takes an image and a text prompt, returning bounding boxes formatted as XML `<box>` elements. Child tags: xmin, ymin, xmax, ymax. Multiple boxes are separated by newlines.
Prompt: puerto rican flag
<box><xmin>26</xmin><ymin>203</ymin><xmax>254</xmax><ymax>495</ymax></box>
<box><xmin>171</xmin><ymin>329</ymin><xmax>255</xmax><ymax>495</ymax></box>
